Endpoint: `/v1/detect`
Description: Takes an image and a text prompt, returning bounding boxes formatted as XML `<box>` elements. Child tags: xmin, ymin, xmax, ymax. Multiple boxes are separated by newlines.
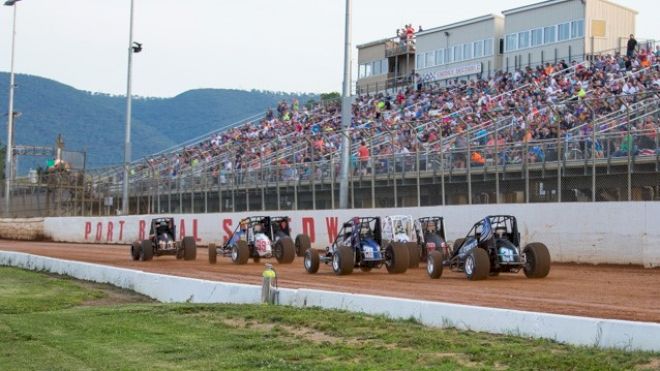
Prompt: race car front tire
<box><xmin>303</xmin><ymin>249</ymin><xmax>320</xmax><ymax>274</ymax></box>
<box><xmin>523</xmin><ymin>242</ymin><xmax>551</xmax><ymax>278</ymax></box>
<box><xmin>427</xmin><ymin>250</ymin><xmax>444</xmax><ymax>279</ymax></box>
<box><xmin>386</xmin><ymin>242</ymin><xmax>409</xmax><ymax>274</ymax></box>
<box><xmin>332</xmin><ymin>246</ymin><xmax>354</xmax><ymax>276</ymax></box>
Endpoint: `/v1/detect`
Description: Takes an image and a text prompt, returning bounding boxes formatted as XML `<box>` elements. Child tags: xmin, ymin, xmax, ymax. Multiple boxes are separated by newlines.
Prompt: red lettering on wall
<box><xmin>84</xmin><ymin>222</ymin><xmax>92</xmax><ymax>240</ymax></box>
<box><xmin>138</xmin><ymin>220</ymin><xmax>146</xmax><ymax>241</ymax></box>
<box><xmin>118</xmin><ymin>220</ymin><xmax>125</xmax><ymax>241</ymax></box>
<box><xmin>325</xmin><ymin>217</ymin><xmax>339</xmax><ymax>244</ymax></box>
<box><xmin>95</xmin><ymin>222</ymin><xmax>103</xmax><ymax>241</ymax></box>
<box><xmin>302</xmin><ymin>217</ymin><xmax>315</xmax><ymax>243</ymax></box>
<box><xmin>222</xmin><ymin>219</ymin><xmax>233</xmax><ymax>243</ymax></box>
<box><xmin>192</xmin><ymin>219</ymin><xmax>201</xmax><ymax>241</ymax></box>
<box><xmin>179</xmin><ymin>219</ymin><xmax>186</xmax><ymax>239</ymax></box>
<box><xmin>106</xmin><ymin>222</ymin><xmax>114</xmax><ymax>242</ymax></box>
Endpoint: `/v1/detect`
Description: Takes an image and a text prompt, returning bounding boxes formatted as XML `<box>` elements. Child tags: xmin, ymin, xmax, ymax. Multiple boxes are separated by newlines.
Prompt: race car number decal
<box><xmin>256</xmin><ymin>239</ymin><xmax>269</xmax><ymax>252</ymax></box>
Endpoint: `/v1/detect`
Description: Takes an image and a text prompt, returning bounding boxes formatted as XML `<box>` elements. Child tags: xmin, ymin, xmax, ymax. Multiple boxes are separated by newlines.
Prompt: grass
<box><xmin>0</xmin><ymin>267</ymin><xmax>658</xmax><ymax>370</ymax></box>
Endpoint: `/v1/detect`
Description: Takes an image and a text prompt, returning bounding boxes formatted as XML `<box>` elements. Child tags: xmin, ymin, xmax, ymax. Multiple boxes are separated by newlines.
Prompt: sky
<box><xmin>0</xmin><ymin>0</ymin><xmax>656</xmax><ymax>98</ymax></box>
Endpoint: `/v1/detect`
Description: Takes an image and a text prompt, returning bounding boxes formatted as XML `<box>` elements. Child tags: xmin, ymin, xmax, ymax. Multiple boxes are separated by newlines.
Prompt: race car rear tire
<box><xmin>452</xmin><ymin>238</ymin><xmax>465</xmax><ymax>255</ymax></box>
<box><xmin>140</xmin><ymin>240</ymin><xmax>153</xmax><ymax>261</ymax></box>
<box><xmin>427</xmin><ymin>250</ymin><xmax>444</xmax><ymax>279</ymax></box>
<box><xmin>303</xmin><ymin>249</ymin><xmax>320</xmax><ymax>274</ymax></box>
<box><xmin>232</xmin><ymin>240</ymin><xmax>250</xmax><ymax>265</ymax></box>
<box><xmin>406</xmin><ymin>242</ymin><xmax>420</xmax><ymax>269</ymax></box>
<box><xmin>424</xmin><ymin>234</ymin><xmax>444</xmax><ymax>260</ymax></box>
<box><xmin>332</xmin><ymin>246</ymin><xmax>354</xmax><ymax>276</ymax></box>
<box><xmin>523</xmin><ymin>242</ymin><xmax>551</xmax><ymax>278</ymax></box>
<box><xmin>465</xmin><ymin>248</ymin><xmax>489</xmax><ymax>281</ymax></box>
<box><xmin>385</xmin><ymin>242</ymin><xmax>409</xmax><ymax>274</ymax></box>
<box><xmin>208</xmin><ymin>243</ymin><xmax>217</xmax><ymax>264</ymax></box>
<box><xmin>274</xmin><ymin>237</ymin><xmax>295</xmax><ymax>264</ymax></box>
<box><xmin>295</xmin><ymin>234</ymin><xmax>311</xmax><ymax>257</ymax></box>
<box><xmin>183</xmin><ymin>236</ymin><xmax>196</xmax><ymax>261</ymax></box>
<box><xmin>130</xmin><ymin>242</ymin><xmax>140</xmax><ymax>261</ymax></box>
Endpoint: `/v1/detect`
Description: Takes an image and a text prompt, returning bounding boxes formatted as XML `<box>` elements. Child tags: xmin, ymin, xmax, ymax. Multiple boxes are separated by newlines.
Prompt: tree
<box><xmin>320</xmin><ymin>92</ymin><xmax>341</xmax><ymax>102</ymax></box>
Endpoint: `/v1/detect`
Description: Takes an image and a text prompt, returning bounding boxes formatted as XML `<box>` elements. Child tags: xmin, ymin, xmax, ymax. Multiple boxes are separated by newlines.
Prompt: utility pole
<box><xmin>3</xmin><ymin>0</ymin><xmax>20</xmax><ymax>216</ymax></box>
<box><xmin>122</xmin><ymin>0</ymin><xmax>137</xmax><ymax>215</ymax></box>
<box><xmin>339</xmin><ymin>0</ymin><xmax>352</xmax><ymax>209</ymax></box>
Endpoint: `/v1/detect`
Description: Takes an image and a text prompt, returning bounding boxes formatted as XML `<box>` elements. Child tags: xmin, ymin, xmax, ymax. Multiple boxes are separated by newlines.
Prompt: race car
<box><xmin>381</xmin><ymin>215</ymin><xmax>421</xmax><ymax>269</ymax></box>
<box><xmin>303</xmin><ymin>216</ymin><xmax>409</xmax><ymax>275</ymax></box>
<box><xmin>208</xmin><ymin>216</ymin><xmax>297</xmax><ymax>265</ymax></box>
<box><xmin>382</xmin><ymin>215</ymin><xmax>449</xmax><ymax>269</ymax></box>
<box><xmin>130</xmin><ymin>217</ymin><xmax>196</xmax><ymax>261</ymax></box>
<box><xmin>416</xmin><ymin>216</ymin><xmax>449</xmax><ymax>263</ymax></box>
<box><xmin>426</xmin><ymin>215</ymin><xmax>550</xmax><ymax>280</ymax></box>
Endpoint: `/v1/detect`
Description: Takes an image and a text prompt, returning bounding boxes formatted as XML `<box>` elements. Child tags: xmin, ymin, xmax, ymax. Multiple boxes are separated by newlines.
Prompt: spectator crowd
<box><xmin>120</xmin><ymin>46</ymin><xmax>659</xmax><ymax>186</ymax></box>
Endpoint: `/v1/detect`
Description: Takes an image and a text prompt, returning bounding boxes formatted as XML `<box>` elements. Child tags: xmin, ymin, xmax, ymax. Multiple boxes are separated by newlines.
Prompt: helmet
<box><xmin>240</xmin><ymin>219</ymin><xmax>248</xmax><ymax>228</ymax></box>
<box><xmin>159</xmin><ymin>220</ymin><xmax>168</xmax><ymax>228</ymax></box>
<box><xmin>254</xmin><ymin>224</ymin><xmax>263</xmax><ymax>233</ymax></box>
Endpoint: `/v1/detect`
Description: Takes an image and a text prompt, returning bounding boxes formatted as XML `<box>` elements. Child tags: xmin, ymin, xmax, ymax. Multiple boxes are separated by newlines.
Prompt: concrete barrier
<box><xmin>1</xmin><ymin>250</ymin><xmax>659</xmax><ymax>352</ymax></box>
<box><xmin>31</xmin><ymin>202</ymin><xmax>660</xmax><ymax>267</ymax></box>
<box><xmin>0</xmin><ymin>217</ymin><xmax>45</xmax><ymax>240</ymax></box>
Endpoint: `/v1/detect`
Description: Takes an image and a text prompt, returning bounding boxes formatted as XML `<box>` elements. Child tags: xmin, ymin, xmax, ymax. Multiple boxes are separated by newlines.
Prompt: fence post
<box><xmin>416</xmin><ymin>139</ymin><xmax>421</xmax><ymax>207</ymax></box>
<box><xmin>392</xmin><ymin>136</ymin><xmax>398</xmax><ymax>208</ymax></box>
<box><xmin>524</xmin><ymin>140</ymin><xmax>529</xmax><ymax>203</ymax></box>
<box><xmin>330</xmin><ymin>156</ymin><xmax>335</xmax><ymax>209</ymax></box>
<box><xmin>246</xmin><ymin>171</ymin><xmax>250</xmax><ymax>212</ymax></box>
<box><xmin>465</xmin><ymin>122</ymin><xmax>472</xmax><ymax>205</ymax></box>
<box><xmin>311</xmin><ymin>142</ymin><xmax>317</xmax><ymax>210</ymax></box>
<box><xmin>370</xmin><ymin>136</ymin><xmax>375</xmax><ymax>208</ymax></box>
<box><xmin>276</xmin><ymin>163</ymin><xmax>280</xmax><ymax>211</ymax></box>
<box><xmin>261</xmin><ymin>158</ymin><xmax>266</xmax><ymax>211</ymax></box>
<box><xmin>626</xmin><ymin>105</ymin><xmax>632</xmax><ymax>201</ymax></box>
<box><xmin>440</xmin><ymin>126</ymin><xmax>445</xmax><ymax>205</ymax></box>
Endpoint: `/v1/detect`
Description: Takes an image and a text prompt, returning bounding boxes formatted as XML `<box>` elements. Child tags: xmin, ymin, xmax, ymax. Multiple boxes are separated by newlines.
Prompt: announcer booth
<box><xmin>414</xmin><ymin>14</ymin><xmax>504</xmax><ymax>86</ymax></box>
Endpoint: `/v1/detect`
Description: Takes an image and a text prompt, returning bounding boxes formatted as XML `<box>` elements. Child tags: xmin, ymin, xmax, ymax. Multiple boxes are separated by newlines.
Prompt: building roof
<box><xmin>502</xmin><ymin>0</ymin><xmax>637</xmax><ymax>16</ymax></box>
<box><xmin>356</xmin><ymin>38</ymin><xmax>389</xmax><ymax>50</ymax></box>
<box><xmin>416</xmin><ymin>14</ymin><xmax>502</xmax><ymax>37</ymax></box>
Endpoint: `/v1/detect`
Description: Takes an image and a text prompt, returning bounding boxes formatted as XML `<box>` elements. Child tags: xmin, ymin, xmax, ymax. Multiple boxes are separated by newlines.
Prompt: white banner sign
<box><xmin>424</xmin><ymin>63</ymin><xmax>482</xmax><ymax>81</ymax></box>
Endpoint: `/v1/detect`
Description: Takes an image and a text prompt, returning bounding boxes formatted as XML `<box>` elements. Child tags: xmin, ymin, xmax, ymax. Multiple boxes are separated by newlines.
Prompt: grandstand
<box><xmin>2</xmin><ymin>0</ymin><xmax>658</xmax><ymax>217</ymax></box>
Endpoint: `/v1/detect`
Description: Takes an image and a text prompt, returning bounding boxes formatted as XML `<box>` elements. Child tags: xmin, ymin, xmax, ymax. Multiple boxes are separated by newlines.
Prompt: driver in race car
<box><xmin>229</xmin><ymin>219</ymin><xmax>249</xmax><ymax>245</ymax></box>
<box><xmin>156</xmin><ymin>220</ymin><xmax>170</xmax><ymax>241</ymax></box>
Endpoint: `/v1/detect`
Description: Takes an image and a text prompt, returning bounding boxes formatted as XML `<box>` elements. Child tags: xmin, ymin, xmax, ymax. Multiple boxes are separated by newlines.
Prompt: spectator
<box><xmin>626</xmin><ymin>34</ymin><xmax>637</xmax><ymax>58</ymax></box>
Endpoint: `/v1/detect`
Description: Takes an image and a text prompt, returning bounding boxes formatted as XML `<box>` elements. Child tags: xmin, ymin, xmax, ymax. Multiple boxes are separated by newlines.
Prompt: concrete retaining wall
<box><xmin>2</xmin><ymin>202</ymin><xmax>659</xmax><ymax>267</ymax></box>
<box><xmin>0</xmin><ymin>217</ymin><xmax>45</xmax><ymax>241</ymax></box>
<box><xmin>1</xmin><ymin>251</ymin><xmax>659</xmax><ymax>352</ymax></box>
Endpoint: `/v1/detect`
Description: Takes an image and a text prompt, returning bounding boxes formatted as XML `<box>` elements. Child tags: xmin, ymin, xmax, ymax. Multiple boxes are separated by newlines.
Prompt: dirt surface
<box><xmin>1</xmin><ymin>240</ymin><xmax>659</xmax><ymax>323</ymax></box>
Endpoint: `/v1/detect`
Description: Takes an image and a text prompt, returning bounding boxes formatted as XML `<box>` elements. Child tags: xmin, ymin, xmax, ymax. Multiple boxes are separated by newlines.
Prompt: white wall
<box><xmin>40</xmin><ymin>202</ymin><xmax>660</xmax><ymax>267</ymax></box>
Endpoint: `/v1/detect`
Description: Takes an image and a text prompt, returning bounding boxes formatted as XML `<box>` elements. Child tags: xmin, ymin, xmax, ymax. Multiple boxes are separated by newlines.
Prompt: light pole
<box><xmin>122</xmin><ymin>0</ymin><xmax>141</xmax><ymax>215</ymax></box>
<box><xmin>338</xmin><ymin>0</ymin><xmax>352</xmax><ymax>209</ymax></box>
<box><xmin>3</xmin><ymin>0</ymin><xmax>20</xmax><ymax>217</ymax></box>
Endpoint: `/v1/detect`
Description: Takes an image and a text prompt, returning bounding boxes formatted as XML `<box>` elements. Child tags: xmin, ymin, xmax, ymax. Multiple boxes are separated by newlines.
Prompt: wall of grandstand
<box><xmin>29</xmin><ymin>202</ymin><xmax>660</xmax><ymax>267</ymax></box>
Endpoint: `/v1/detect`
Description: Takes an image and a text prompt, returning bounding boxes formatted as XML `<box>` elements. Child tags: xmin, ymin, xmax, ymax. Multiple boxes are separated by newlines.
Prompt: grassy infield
<box><xmin>0</xmin><ymin>267</ymin><xmax>658</xmax><ymax>370</ymax></box>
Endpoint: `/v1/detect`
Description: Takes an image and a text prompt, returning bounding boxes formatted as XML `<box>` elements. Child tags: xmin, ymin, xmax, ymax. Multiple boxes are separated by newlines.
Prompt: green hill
<box><xmin>0</xmin><ymin>73</ymin><xmax>315</xmax><ymax>171</ymax></box>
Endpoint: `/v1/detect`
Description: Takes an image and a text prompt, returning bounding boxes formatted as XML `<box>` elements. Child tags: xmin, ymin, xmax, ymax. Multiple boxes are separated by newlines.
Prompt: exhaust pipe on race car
<box><xmin>261</xmin><ymin>264</ymin><xmax>278</xmax><ymax>304</ymax></box>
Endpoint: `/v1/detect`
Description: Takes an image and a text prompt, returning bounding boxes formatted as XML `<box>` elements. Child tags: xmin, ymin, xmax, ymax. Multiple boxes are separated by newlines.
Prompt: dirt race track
<box><xmin>1</xmin><ymin>240</ymin><xmax>659</xmax><ymax>323</ymax></box>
